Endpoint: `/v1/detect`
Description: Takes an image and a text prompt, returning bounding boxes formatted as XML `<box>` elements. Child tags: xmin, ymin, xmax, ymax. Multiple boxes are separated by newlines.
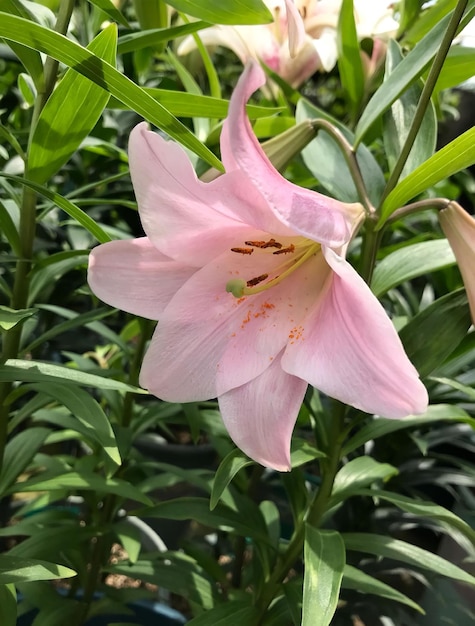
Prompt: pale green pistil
<box><xmin>226</xmin><ymin>237</ymin><xmax>320</xmax><ymax>298</ymax></box>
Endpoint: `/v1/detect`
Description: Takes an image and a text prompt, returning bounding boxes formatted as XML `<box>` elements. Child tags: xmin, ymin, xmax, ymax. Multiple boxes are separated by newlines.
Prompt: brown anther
<box><xmin>273</xmin><ymin>244</ymin><xmax>295</xmax><ymax>255</ymax></box>
<box><xmin>245</xmin><ymin>240</ymin><xmax>267</xmax><ymax>247</ymax></box>
<box><xmin>261</xmin><ymin>239</ymin><xmax>282</xmax><ymax>249</ymax></box>
<box><xmin>246</xmin><ymin>273</ymin><xmax>269</xmax><ymax>287</ymax></box>
<box><xmin>231</xmin><ymin>247</ymin><xmax>254</xmax><ymax>255</ymax></box>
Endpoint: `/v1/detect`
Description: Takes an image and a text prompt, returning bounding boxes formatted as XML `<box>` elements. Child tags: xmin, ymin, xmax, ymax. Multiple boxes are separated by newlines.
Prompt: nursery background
<box><xmin>1</xmin><ymin>0</ymin><xmax>475</xmax><ymax>625</ymax></box>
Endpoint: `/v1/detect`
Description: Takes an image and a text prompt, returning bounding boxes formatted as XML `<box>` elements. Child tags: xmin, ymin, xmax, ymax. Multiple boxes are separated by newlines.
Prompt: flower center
<box><xmin>226</xmin><ymin>236</ymin><xmax>320</xmax><ymax>298</ymax></box>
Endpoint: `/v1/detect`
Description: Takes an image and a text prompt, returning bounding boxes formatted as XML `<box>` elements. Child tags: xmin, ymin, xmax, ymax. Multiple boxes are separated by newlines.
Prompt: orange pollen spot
<box><xmin>246</xmin><ymin>273</ymin><xmax>268</xmax><ymax>287</ymax></box>
<box><xmin>253</xmin><ymin>301</ymin><xmax>275</xmax><ymax>319</ymax></box>
<box><xmin>236</xmin><ymin>297</ymin><xmax>247</xmax><ymax>305</ymax></box>
<box><xmin>231</xmin><ymin>247</ymin><xmax>253</xmax><ymax>255</ymax></box>
<box><xmin>241</xmin><ymin>310</ymin><xmax>252</xmax><ymax>328</ymax></box>
<box><xmin>288</xmin><ymin>325</ymin><xmax>304</xmax><ymax>342</ymax></box>
<box><xmin>273</xmin><ymin>244</ymin><xmax>295</xmax><ymax>255</ymax></box>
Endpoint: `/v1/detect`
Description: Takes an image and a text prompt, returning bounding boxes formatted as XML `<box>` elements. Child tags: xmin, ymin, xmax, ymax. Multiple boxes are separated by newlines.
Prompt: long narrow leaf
<box><xmin>0</xmin><ymin>13</ymin><xmax>222</xmax><ymax>170</ymax></box>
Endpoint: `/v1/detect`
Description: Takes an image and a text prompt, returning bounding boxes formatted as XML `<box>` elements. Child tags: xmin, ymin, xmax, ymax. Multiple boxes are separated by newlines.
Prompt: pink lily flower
<box><xmin>88</xmin><ymin>62</ymin><xmax>427</xmax><ymax>471</ymax></box>
<box><xmin>439</xmin><ymin>202</ymin><xmax>475</xmax><ymax>323</ymax></box>
<box><xmin>178</xmin><ymin>0</ymin><xmax>398</xmax><ymax>87</ymax></box>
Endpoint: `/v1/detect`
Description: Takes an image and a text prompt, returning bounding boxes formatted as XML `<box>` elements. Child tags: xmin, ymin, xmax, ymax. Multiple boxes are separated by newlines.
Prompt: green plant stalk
<box><xmin>358</xmin><ymin>214</ymin><xmax>384</xmax><ymax>285</ymax></box>
<box><xmin>0</xmin><ymin>0</ymin><xmax>76</xmax><ymax>472</ymax></box>
<box><xmin>121</xmin><ymin>318</ymin><xmax>154</xmax><ymax>428</ymax></box>
<box><xmin>311</xmin><ymin>119</ymin><xmax>373</xmax><ymax>214</ymax></box>
<box><xmin>380</xmin><ymin>0</ymin><xmax>469</xmax><ymax>204</ymax></box>
<box><xmin>254</xmin><ymin>403</ymin><xmax>346</xmax><ymax>622</ymax></box>
<box><xmin>232</xmin><ymin>463</ymin><xmax>265</xmax><ymax>589</ymax></box>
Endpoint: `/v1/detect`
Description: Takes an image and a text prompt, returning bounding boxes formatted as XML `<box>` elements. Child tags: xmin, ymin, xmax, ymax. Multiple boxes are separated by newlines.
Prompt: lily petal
<box><xmin>285</xmin><ymin>0</ymin><xmax>306</xmax><ymax>57</ymax></box>
<box><xmin>139</xmin><ymin>247</ymin><xmax>323</xmax><ymax>401</ymax></box>
<box><xmin>439</xmin><ymin>202</ymin><xmax>475</xmax><ymax>323</ymax></box>
<box><xmin>282</xmin><ymin>247</ymin><xmax>428</xmax><ymax>417</ymax></box>
<box><xmin>129</xmin><ymin>123</ymin><xmax>294</xmax><ymax>265</ymax></box>
<box><xmin>221</xmin><ymin>60</ymin><xmax>357</xmax><ymax>246</ymax></box>
<box><xmin>219</xmin><ymin>355</ymin><xmax>307</xmax><ymax>471</ymax></box>
<box><xmin>88</xmin><ymin>238</ymin><xmax>195</xmax><ymax>319</ymax></box>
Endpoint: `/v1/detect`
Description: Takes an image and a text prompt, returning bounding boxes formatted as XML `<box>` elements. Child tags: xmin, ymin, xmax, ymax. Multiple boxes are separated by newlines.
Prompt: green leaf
<box><xmin>383</xmin><ymin>40</ymin><xmax>437</xmax><ymax>178</ymax></box>
<box><xmin>337</xmin><ymin>0</ymin><xmax>364</xmax><ymax>116</ymax></box>
<box><xmin>23</xmin><ymin>305</ymin><xmax>124</xmax><ymax>354</ymax></box>
<box><xmin>10</xmin><ymin>470</ymin><xmax>152</xmax><ymax>505</ymax></box>
<box><xmin>187</xmin><ymin>601</ymin><xmax>259</xmax><ymax>625</ymax></box>
<box><xmin>0</xmin><ymin>13</ymin><xmax>222</xmax><ymax>170</ymax></box>
<box><xmin>0</xmin><ymin>359</ymin><xmax>147</xmax><ymax>393</ymax></box>
<box><xmin>397</xmin><ymin>0</ymin><xmax>422</xmax><ymax>34</ymax></box>
<box><xmin>355</xmin><ymin>9</ymin><xmax>463</xmax><ymax>145</ymax></box>
<box><xmin>296</xmin><ymin>99</ymin><xmax>385</xmax><ymax>205</ymax></box>
<box><xmin>30</xmin><ymin>382</ymin><xmax>121</xmax><ymax>467</ymax></box>
<box><xmin>0</xmin><ymin>198</ymin><xmax>21</xmax><ymax>256</ymax></box>
<box><xmin>117</xmin><ymin>21</ymin><xmax>210</xmax><ymax>54</ymax></box>
<box><xmin>140</xmin><ymin>497</ymin><xmax>270</xmax><ymax>543</ymax></box>
<box><xmin>342</xmin><ymin>565</ymin><xmax>423</xmax><ymax>613</ymax></box>
<box><xmin>166</xmin><ymin>0</ymin><xmax>272</xmax><ymax>25</ymax></box>
<box><xmin>0</xmin><ymin>0</ymin><xmax>44</xmax><ymax>88</ymax></box>
<box><xmin>0</xmin><ymin>305</ymin><xmax>37</xmax><ymax>331</ymax></box>
<box><xmin>106</xmin><ymin>553</ymin><xmax>216</xmax><ymax>610</ymax></box>
<box><xmin>303</xmin><ymin>527</ymin><xmax>345</xmax><ymax>626</ymax></box>
<box><xmin>343</xmin><ymin>532</ymin><xmax>475</xmax><ymax>586</ymax></box>
<box><xmin>87</xmin><ymin>0</ymin><xmax>130</xmax><ymax>27</ymax></box>
<box><xmin>0</xmin><ymin>584</ymin><xmax>16</xmax><ymax>626</ymax></box>
<box><xmin>113</xmin><ymin>520</ymin><xmax>142</xmax><ymax>564</ymax></box>
<box><xmin>403</xmin><ymin>0</ymin><xmax>458</xmax><ymax>45</ymax></box>
<box><xmin>430</xmin><ymin>376</ymin><xmax>475</xmax><ymax>401</ymax></box>
<box><xmin>399</xmin><ymin>289</ymin><xmax>471</xmax><ymax>377</ymax></box>
<box><xmin>350</xmin><ymin>489</ymin><xmax>475</xmax><ymax>544</ymax></box>
<box><xmin>28</xmin><ymin>24</ymin><xmax>117</xmax><ymax>184</ymax></box>
<box><xmin>343</xmin><ymin>403</ymin><xmax>472</xmax><ymax>455</ymax></box>
<box><xmin>290</xmin><ymin>438</ymin><xmax>326</xmax><ymax>468</ymax></box>
<box><xmin>0</xmin><ymin>427</ymin><xmax>51</xmax><ymax>496</ymax></box>
<box><xmin>211</xmin><ymin>449</ymin><xmax>253</xmax><ymax>510</ymax></box>
<box><xmin>1</xmin><ymin>174</ymin><xmax>112</xmax><ymax>243</ymax></box>
<box><xmin>371</xmin><ymin>239</ymin><xmax>456</xmax><ymax>297</ymax></box>
<box><xmin>109</xmin><ymin>87</ymin><xmax>282</xmax><ymax>119</ymax></box>
<box><xmin>331</xmin><ymin>457</ymin><xmax>398</xmax><ymax>503</ymax></box>
<box><xmin>0</xmin><ymin>555</ymin><xmax>75</xmax><ymax>584</ymax></box>
<box><xmin>381</xmin><ymin>126</ymin><xmax>475</xmax><ymax>219</ymax></box>
<box><xmin>434</xmin><ymin>45</ymin><xmax>475</xmax><ymax>92</ymax></box>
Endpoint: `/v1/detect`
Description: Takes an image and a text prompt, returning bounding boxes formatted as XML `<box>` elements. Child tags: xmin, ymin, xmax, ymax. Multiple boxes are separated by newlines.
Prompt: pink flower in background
<box><xmin>439</xmin><ymin>202</ymin><xmax>475</xmax><ymax>323</ymax></box>
<box><xmin>178</xmin><ymin>0</ymin><xmax>398</xmax><ymax>87</ymax></box>
<box><xmin>88</xmin><ymin>61</ymin><xmax>427</xmax><ymax>471</ymax></box>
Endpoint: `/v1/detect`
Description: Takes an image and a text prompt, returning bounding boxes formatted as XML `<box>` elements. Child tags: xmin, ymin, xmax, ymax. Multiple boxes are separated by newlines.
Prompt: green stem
<box><xmin>380</xmin><ymin>0</ymin><xmax>468</xmax><ymax>204</ymax></box>
<box><xmin>0</xmin><ymin>0</ymin><xmax>75</xmax><ymax>472</ymax></box>
<box><xmin>232</xmin><ymin>464</ymin><xmax>265</xmax><ymax>589</ymax></box>
<box><xmin>358</xmin><ymin>215</ymin><xmax>383</xmax><ymax>285</ymax></box>
<box><xmin>386</xmin><ymin>197</ymin><xmax>450</xmax><ymax>224</ymax></box>
<box><xmin>310</xmin><ymin>119</ymin><xmax>373</xmax><ymax>214</ymax></box>
<box><xmin>121</xmin><ymin>318</ymin><xmax>154</xmax><ymax>428</ymax></box>
<box><xmin>254</xmin><ymin>403</ymin><xmax>346</xmax><ymax>622</ymax></box>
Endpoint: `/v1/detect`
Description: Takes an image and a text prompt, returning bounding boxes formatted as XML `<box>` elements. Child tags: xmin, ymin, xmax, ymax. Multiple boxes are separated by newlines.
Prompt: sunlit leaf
<box><xmin>166</xmin><ymin>0</ymin><xmax>272</xmax><ymax>25</ymax></box>
<box><xmin>371</xmin><ymin>239</ymin><xmax>456</xmax><ymax>297</ymax></box>
<box><xmin>344</xmin><ymin>532</ymin><xmax>475</xmax><ymax>585</ymax></box>
<box><xmin>0</xmin><ymin>13</ymin><xmax>222</xmax><ymax>170</ymax></box>
<box><xmin>342</xmin><ymin>565</ymin><xmax>423</xmax><ymax>612</ymax></box>
<box><xmin>0</xmin><ymin>555</ymin><xmax>75</xmax><ymax>584</ymax></box>
<box><xmin>303</xmin><ymin>527</ymin><xmax>345</xmax><ymax>626</ymax></box>
<box><xmin>0</xmin><ymin>359</ymin><xmax>147</xmax><ymax>393</ymax></box>
<box><xmin>0</xmin><ymin>305</ymin><xmax>37</xmax><ymax>331</ymax></box>
<box><xmin>28</xmin><ymin>24</ymin><xmax>117</xmax><ymax>184</ymax></box>
<box><xmin>380</xmin><ymin>127</ymin><xmax>475</xmax><ymax>219</ymax></box>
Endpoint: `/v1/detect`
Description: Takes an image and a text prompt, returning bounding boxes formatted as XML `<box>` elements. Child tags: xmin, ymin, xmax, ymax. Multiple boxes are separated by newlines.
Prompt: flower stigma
<box><xmin>226</xmin><ymin>236</ymin><xmax>321</xmax><ymax>298</ymax></box>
